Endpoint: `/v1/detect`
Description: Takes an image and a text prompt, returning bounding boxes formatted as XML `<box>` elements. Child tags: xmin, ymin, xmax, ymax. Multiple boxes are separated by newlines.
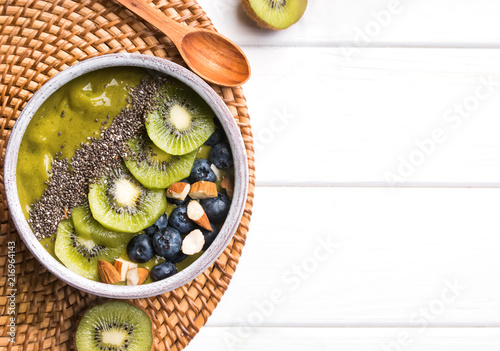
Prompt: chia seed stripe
<box><xmin>29</xmin><ymin>76</ymin><xmax>167</xmax><ymax>239</ymax></box>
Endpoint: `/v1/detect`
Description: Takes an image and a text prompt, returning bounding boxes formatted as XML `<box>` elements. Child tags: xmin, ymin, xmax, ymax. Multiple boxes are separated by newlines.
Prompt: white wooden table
<box><xmin>192</xmin><ymin>1</ymin><xmax>500</xmax><ymax>349</ymax></box>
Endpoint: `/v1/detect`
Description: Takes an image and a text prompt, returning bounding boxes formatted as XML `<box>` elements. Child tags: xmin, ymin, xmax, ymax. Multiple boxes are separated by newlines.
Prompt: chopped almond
<box><xmin>114</xmin><ymin>258</ymin><xmax>137</xmax><ymax>282</ymax></box>
<box><xmin>187</xmin><ymin>200</ymin><xmax>212</xmax><ymax>231</ymax></box>
<box><xmin>166</xmin><ymin>182</ymin><xmax>190</xmax><ymax>201</ymax></box>
<box><xmin>98</xmin><ymin>260</ymin><xmax>121</xmax><ymax>284</ymax></box>
<box><xmin>126</xmin><ymin>267</ymin><xmax>149</xmax><ymax>286</ymax></box>
<box><xmin>182</xmin><ymin>229</ymin><xmax>205</xmax><ymax>255</ymax></box>
<box><xmin>211</xmin><ymin>164</ymin><xmax>222</xmax><ymax>180</ymax></box>
<box><xmin>221</xmin><ymin>175</ymin><xmax>234</xmax><ymax>199</ymax></box>
<box><xmin>189</xmin><ymin>181</ymin><xmax>217</xmax><ymax>199</ymax></box>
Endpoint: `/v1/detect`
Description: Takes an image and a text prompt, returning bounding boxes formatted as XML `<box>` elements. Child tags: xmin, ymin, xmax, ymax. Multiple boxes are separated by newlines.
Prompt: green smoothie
<box><xmin>17</xmin><ymin>67</ymin><xmax>223</xmax><ymax>285</ymax></box>
<box><xmin>17</xmin><ymin>67</ymin><xmax>147</xmax><ymax>219</ymax></box>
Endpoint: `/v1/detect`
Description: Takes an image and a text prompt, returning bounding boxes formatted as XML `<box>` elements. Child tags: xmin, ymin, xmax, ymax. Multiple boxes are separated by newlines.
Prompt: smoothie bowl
<box><xmin>4</xmin><ymin>54</ymin><xmax>248</xmax><ymax>299</ymax></box>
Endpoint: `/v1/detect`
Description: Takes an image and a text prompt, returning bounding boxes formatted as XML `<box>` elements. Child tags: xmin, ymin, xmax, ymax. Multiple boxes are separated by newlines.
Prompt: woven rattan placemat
<box><xmin>0</xmin><ymin>0</ymin><xmax>255</xmax><ymax>349</ymax></box>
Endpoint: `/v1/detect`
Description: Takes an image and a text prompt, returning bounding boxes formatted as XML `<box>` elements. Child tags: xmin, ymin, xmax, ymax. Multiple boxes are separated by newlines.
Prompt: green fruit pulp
<box><xmin>196</xmin><ymin>145</ymin><xmax>211</xmax><ymax>160</ymax></box>
<box><xmin>75</xmin><ymin>301</ymin><xmax>152</xmax><ymax>351</ymax></box>
<box><xmin>72</xmin><ymin>203</ymin><xmax>135</xmax><ymax>247</ymax></box>
<box><xmin>88</xmin><ymin>169</ymin><xmax>167</xmax><ymax>233</ymax></box>
<box><xmin>40</xmin><ymin>235</ymin><xmax>57</xmax><ymax>261</ymax></box>
<box><xmin>145</xmin><ymin>82</ymin><xmax>215</xmax><ymax>155</ymax></box>
<box><xmin>124</xmin><ymin>133</ymin><xmax>197</xmax><ymax>189</ymax></box>
<box><xmin>247</xmin><ymin>0</ymin><xmax>307</xmax><ymax>29</ymax></box>
<box><xmin>54</xmin><ymin>219</ymin><xmax>124</xmax><ymax>281</ymax></box>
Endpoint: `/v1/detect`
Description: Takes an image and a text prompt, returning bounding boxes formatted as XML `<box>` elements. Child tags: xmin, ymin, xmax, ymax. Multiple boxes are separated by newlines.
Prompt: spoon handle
<box><xmin>115</xmin><ymin>0</ymin><xmax>189</xmax><ymax>45</ymax></box>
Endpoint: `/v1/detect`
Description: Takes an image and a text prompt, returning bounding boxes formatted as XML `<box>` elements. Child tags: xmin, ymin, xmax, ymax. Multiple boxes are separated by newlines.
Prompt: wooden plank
<box><xmin>240</xmin><ymin>47</ymin><xmax>500</xmax><ymax>186</ymax></box>
<box><xmin>198</xmin><ymin>0</ymin><xmax>500</xmax><ymax>47</ymax></box>
<box><xmin>206</xmin><ymin>187</ymin><xmax>500</xmax><ymax>327</ymax></box>
<box><xmin>190</xmin><ymin>327</ymin><xmax>500</xmax><ymax>350</ymax></box>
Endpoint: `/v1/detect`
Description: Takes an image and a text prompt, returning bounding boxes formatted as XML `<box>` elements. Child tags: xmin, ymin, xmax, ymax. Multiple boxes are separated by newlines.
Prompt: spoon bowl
<box><xmin>181</xmin><ymin>31</ymin><xmax>250</xmax><ymax>87</ymax></box>
<box><xmin>116</xmin><ymin>0</ymin><xmax>251</xmax><ymax>87</ymax></box>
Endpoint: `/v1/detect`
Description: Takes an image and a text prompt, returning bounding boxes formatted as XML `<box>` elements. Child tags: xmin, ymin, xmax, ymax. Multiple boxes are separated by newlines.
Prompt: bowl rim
<box><xmin>4</xmin><ymin>53</ymin><xmax>249</xmax><ymax>299</ymax></box>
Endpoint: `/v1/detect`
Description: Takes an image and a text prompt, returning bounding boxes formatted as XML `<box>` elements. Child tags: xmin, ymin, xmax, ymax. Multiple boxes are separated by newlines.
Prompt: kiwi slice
<box><xmin>88</xmin><ymin>166</ymin><xmax>167</xmax><ymax>233</ymax></box>
<box><xmin>124</xmin><ymin>132</ymin><xmax>197</xmax><ymax>189</ymax></box>
<box><xmin>241</xmin><ymin>0</ymin><xmax>308</xmax><ymax>30</ymax></box>
<box><xmin>75</xmin><ymin>301</ymin><xmax>152</xmax><ymax>351</ymax></box>
<box><xmin>145</xmin><ymin>81</ymin><xmax>215</xmax><ymax>155</ymax></box>
<box><xmin>72</xmin><ymin>202</ymin><xmax>135</xmax><ymax>248</ymax></box>
<box><xmin>54</xmin><ymin>219</ymin><xmax>124</xmax><ymax>281</ymax></box>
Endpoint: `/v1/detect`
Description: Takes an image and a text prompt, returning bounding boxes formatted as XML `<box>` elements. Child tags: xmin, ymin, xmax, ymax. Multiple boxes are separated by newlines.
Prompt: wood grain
<box><xmin>191</xmin><ymin>327</ymin><xmax>500</xmax><ymax>350</ymax></box>
<box><xmin>199</xmin><ymin>0</ymin><xmax>500</xmax><ymax>47</ymax></box>
<box><xmin>190</xmin><ymin>1</ymin><xmax>500</xmax><ymax>349</ymax></box>
<box><xmin>242</xmin><ymin>47</ymin><xmax>500</xmax><ymax>187</ymax></box>
<box><xmin>206</xmin><ymin>187</ymin><xmax>500</xmax><ymax>327</ymax></box>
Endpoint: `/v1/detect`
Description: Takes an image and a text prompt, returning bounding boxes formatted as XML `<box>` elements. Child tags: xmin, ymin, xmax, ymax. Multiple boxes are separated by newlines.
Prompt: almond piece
<box><xmin>187</xmin><ymin>200</ymin><xmax>212</xmax><ymax>231</ymax></box>
<box><xmin>182</xmin><ymin>229</ymin><xmax>205</xmax><ymax>255</ymax></box>
<box><xmin>98</xmin><ymin>260</ymin><xmax>121</xmax><ymax>284</ymax></box>
<box><xmin>126</xmin><ymin>267</ymin><xmax>149</xmax><ymax>286</ymax></box>
<box><xmin>221</xmin><ymin>175</ymin><xmax>234</xmax><ymax>199</ymax></box>
<box><xmin>114</xmin><ymin>258</ymin><xmax>137</xmax><ymax>282</ymax></box>
<box><xmin>211</xmin><ymin>164</ymin><xmax>222</xmax><ymax>180</ymax></box>
<box><xmin>189</xmin><ymin>181</ymin><xmax>217</xmax><ymax>199</ymax></box>
<box><xmin>166</xmin><ymin>182</ymin><xmax>190</xmax><ymax>201</ymax></box>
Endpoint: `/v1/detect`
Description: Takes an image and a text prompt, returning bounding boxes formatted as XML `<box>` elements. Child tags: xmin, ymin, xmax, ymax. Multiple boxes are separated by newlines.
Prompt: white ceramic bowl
<box><xmin>4</xmin><ymin>53</ymin><xmax>248</xmax><ymax>299</ymax></box>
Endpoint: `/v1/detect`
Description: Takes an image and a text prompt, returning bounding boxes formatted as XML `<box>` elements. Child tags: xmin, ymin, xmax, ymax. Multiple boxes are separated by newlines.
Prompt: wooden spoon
<box><xmin>115</xmin><ymin>0</ymin><xmax>251</xmax><ymax>87</ymax></box>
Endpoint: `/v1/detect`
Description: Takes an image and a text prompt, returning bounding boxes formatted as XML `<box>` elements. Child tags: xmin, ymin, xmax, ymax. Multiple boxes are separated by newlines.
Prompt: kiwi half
<box><xmin>54</xmin><ymin>219</ymin><xmax>124</xmax><ymax>281</ymax></box>
<box><xmin>72</xmin><ymin>202</ymin><xmax>135</xmax><ymax>248</ymax></box>
<box><xmin>146</xmin><ymin>81</ymin><xmax>215</xmax><ymax>155</ymax></box>
<box><xmin>241</xmin><ymin>0</ymin><xmax>308</xmax><ymax>30</ymax></box>
<box><xmin>75</xmin><ymin>301</ymin><xmax>152</xmax><ymax>351</ymax></box>
<box><xmin>124</xmin><ymin>132</ymin><xmax>197</xmax><ymax>189</ymax></box>
<box><xmin>88</xmin><ymin>166</ymin><xmax>167</xmax><ymax>233</ymax></box>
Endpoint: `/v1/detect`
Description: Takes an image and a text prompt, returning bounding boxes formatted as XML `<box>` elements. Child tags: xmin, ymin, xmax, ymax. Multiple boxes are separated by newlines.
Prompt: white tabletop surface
<box><xmin>190</xmin><ymin>1</ymin><xmax>500</xmax><ymax>349</ymax></box>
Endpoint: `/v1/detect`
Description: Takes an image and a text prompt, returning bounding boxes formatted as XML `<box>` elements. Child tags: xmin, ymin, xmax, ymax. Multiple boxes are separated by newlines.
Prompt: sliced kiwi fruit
<box><xmin>241</xmin><ymin>0</ymin><xmax>308</xmax><ymax>30</ymax></box>
<box><xmin>124</xmin><ymin>132</ymin><xmax>197</xmax><ymax>189</ymax></box>
<box><xmin>75</xmin><ymin>301</ymin><xmax>152</xmax><ymax>351</ymax></box>
<box><xmin>72</xmin><ymin>202</ymin><xmax>135</xmax><ymax>248</ymax></box>
<box><xmin>145</xmin><ymin>81</ymin><xmax>215</xmax><ymax>155</ymax></box>
<box><xmin>88</xmin><ymin>166</ymin><xmax>167</xmax><ymax>233</ymax></box>
<box><xmin>54</xmin><ymin>219</ymin><xmax>124</xmax><ymax>281</ymax></box>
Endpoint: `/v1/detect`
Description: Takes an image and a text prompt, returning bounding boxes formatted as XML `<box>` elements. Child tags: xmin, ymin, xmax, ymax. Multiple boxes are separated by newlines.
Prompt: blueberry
<box><xmin>190</xmin><ymin>159</ymin><xmax>216</xmax><ymax>183</ymax></box>
<box><xmin>169</xmin><ymin>251</ymin><xmax>187</xmax><ymax>264</ymax></box>
<box><xmin>150</xmin><ymin>261</ymin><xmax>177</xmax><ymax>281</ymax></box>
<box><xmin>152</xmin><ymin>227</ymin><xmax>182</xmax><ymax>261</ymax></box>
<box><xmin>209</xmin><ymin>142</ymin><xmax>233</xmax><ymax>170</ymax></box>
<box><xmin>127</xmin><ymin>234</ymin><xmax>154</xmax><ymax>263</ymax></box>
<box><xmin>214</xmin><ymin>116</ymin><xmax>222</xmax><ymax>127</ymax></box>
<box><xmin>169</xmin><ymin>205</ymin><xmax>196</xmax><ymax>234</ymax></box>
<box><xmin>201</xmin><ymin>224</ymin><xmax>220</xmax><ymax>251</ymax></box>
<box><xmin>200</xmin><ymin>193</ymin><xmax>231</xmax><ymax>224</ymax></box>
<box><xmin>204</xmin><ymin>128</ymin><xmax>223</xmax><ymax>146</ymax></box>
<box><xmin>167</xmin><ymin>196</ymin><xmax>189</xmax><ymax>206</ymax></box>
<box><xmin>144</xmin><ymin>213</ymin><xmax>168</xmax><ymax>235</ymax></box>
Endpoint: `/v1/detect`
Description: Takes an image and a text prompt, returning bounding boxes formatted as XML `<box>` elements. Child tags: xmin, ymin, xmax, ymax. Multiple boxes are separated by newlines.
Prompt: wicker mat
<box><xmin>0</xmin><ymin>0</ymin><xmax>255</xmax><ymax>349</ymax></box>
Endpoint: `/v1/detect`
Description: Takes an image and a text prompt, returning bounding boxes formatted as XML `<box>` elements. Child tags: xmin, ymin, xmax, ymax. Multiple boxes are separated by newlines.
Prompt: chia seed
<box><xmin>29</xmin><ymin>76</ymin><xmax>165</xmax><ymax>239</ymax></box>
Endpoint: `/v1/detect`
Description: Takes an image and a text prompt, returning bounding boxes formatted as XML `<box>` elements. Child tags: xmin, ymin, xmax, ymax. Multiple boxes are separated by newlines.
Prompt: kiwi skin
<box><xmin>241</xmin><ymin>0</ymin><xmax>308</xmax><ymax>30</ymax></box>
